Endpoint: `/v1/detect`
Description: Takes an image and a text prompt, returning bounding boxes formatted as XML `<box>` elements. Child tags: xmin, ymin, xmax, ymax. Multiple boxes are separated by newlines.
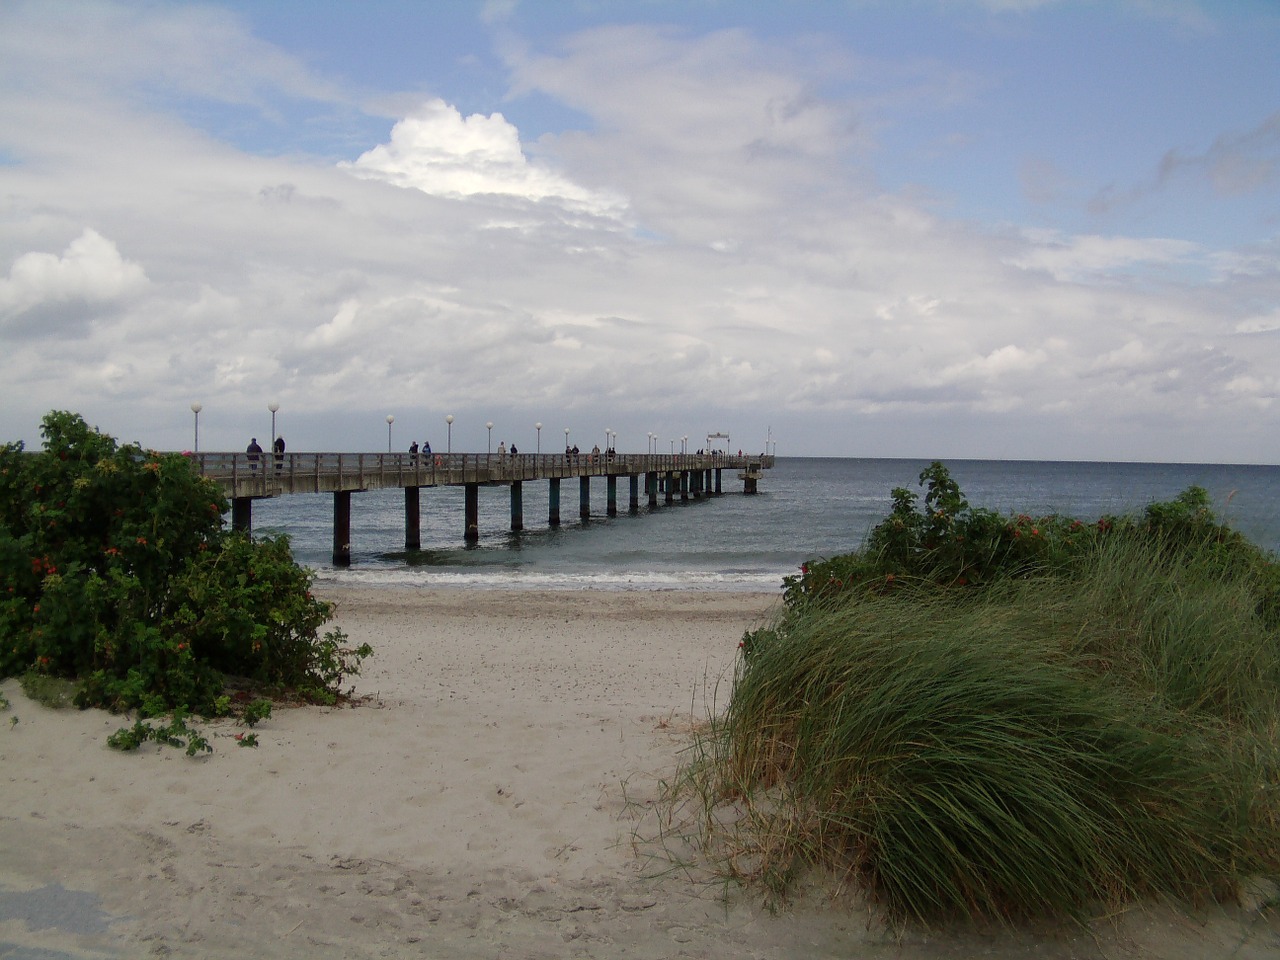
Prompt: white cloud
<box><xmin>1090</xmin><ymin>339</ymin><xmax>1149</xmax><ymax>371</ymax></box>
<box><xmin>305</xmin><ymin>299</ymin><xmax>362</xmax><ymax>348</ymax></box>
<box><xmin>939</xmin><ymin>344</ymin><xmax>1048</xmax><ymax>383</ymax></box>
<box><xmin>341</xmin><ymin>99</ymin><xmax>627</xmax><ymax>219</ymax></box>
<box><xmin>1236</xmin><ymin>310</ymin><xmax>1280</xmax><ymax>335</ymax></box>
<box><xmin>1008</xmin><ymin>231</ymin><xmax>1199</xmax><ymax>282</ymax></box>
<box><xmin>0</xmin><ymin>229</ymin><xmax>148</xmax><ymax>322</ymax></box>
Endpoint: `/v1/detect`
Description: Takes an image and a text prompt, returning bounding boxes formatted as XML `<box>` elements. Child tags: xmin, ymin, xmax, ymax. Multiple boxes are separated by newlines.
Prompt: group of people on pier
<box><xmin>245</xmin><ymin>436</ymin><xmax>285</xmax><ymax>470</ymax></box>
<box><xmin>564</xmin><ymin>444</ymin><xmax>616</xmax><ymax>464</ymax></box>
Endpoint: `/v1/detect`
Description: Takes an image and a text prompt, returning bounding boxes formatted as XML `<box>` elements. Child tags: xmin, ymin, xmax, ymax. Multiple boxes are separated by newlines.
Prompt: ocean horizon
<box><xmin>240</xmin><ymin>457</ymin><xmax>1280</xmax><ymax>593</ymax></box>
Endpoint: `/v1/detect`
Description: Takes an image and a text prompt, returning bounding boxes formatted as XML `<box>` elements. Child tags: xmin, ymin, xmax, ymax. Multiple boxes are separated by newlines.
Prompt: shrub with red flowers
<box><xmin>1</xmin><ymin>411</ymin><xmax>370</xmax><ymax>730</ymax></box>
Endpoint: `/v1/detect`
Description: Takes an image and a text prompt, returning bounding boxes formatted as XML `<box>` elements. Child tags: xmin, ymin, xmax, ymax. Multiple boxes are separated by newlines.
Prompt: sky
<box><xmin>0</xmin><ymin>0</ymin><xmax>1277</xmax><ymax>462</ymax></box>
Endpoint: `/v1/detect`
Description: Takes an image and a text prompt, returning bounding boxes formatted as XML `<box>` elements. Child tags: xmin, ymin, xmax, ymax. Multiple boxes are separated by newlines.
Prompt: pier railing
<box><xmin>190</xmin><ymin>451</ymin><xmax>774</xmax><ymax>500</ymax></box>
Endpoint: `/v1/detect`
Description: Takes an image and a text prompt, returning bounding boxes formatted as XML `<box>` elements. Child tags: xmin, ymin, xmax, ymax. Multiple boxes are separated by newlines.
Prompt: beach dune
<box><xmin>2</xmin><ymin>588</ymin><xmax>1276</xmax><ymax>958</ymax></box>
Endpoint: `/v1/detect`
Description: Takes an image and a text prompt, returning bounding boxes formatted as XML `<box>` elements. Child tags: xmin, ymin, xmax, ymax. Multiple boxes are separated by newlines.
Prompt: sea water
<box><xmin>245</xmin><ymin>458</ymin><xmax>1280</xmax><ymax>592</ymax></box>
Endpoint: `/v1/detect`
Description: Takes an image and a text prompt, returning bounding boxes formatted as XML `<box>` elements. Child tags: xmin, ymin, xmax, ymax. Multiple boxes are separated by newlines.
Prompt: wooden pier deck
<box><xmin>190</xmin><ymin>451</ymin><xmax>775</xmax><ymax>565</ymax></box>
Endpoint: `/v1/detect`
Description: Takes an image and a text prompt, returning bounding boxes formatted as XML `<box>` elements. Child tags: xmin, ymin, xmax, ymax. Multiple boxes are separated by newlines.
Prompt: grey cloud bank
<box><xmin>0</xmin><ymin>1</ymin><xmax>1277</xmax><ymax>463</ymax></box>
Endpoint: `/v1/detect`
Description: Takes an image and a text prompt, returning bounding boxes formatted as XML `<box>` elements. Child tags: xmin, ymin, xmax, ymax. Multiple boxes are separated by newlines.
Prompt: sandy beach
<box><xmin>2</xmin><ymin>587</ymin><xmax>1277</xmax><ymax>959</ymax></box>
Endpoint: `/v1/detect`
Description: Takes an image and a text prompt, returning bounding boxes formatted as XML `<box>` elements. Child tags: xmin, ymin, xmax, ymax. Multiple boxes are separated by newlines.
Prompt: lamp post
<box><xmin>646</xmin><ymin>432</ymin><xmax>653</xmax><ymax>455</ymax></box>
<box><xmin>386</xmin><ymin>414</ymin><xmax>394</xmax><ymax>453</ymax></box>
<box><xmin>446</xmin><ymin>414</ymin><xmax>453</xmax><ymax>454</ymax></box>
<box><xmin>190</xmin><ymin>402</ymin><xmax>202</xmax><ymax>452</ymax></box>
<box><xmin>486</xmin><ymin>421</ymin><xmax>493</xmax><ymax>454</ymax></box>
<box><xmin>682</xmin><ymin>435</ymin><xmax>688</xmax><ymax>455</ymax></box>
<box><xmin>670</xmin><ymin>439</ymin><xmax>675</xmax><ymax>455</ymax></box>
<box><xmin>535</xmin><ymin>422</ymin><xmax>542</xmax><ymax>455</ymax></box>
<box><xmin>268</xmin><ymin>401</ymin><xmax>279</xmax><ymax>447</ymax></box>
<box><xmin>564</xmin><ymin>427</ymin><xmax>570</xmax><ymax>452</ymax></box>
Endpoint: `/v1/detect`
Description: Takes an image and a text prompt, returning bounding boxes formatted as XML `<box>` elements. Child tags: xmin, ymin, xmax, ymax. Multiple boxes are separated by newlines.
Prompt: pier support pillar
<box><xmin>333</xmin><ymin>490</ymin><xmax>351</xmax><ymax>567</ymax></box>
<box><xmin>548</xmin><ymin>478</ymin><xmax>561</xmax><ymax>526</ymax></box>
<box><xmin>647</xmin><ymin>472</ymin><xmax>658</xmax><ymax>507</ymax></box>
<box><xmin>665</xmin><ymin>473</ymin><xmax>674</xmax><ymax>504</ymax></box>
<box><xmin>629</xmin><ymin>475</ymin><xmax>640</xmax><ymax>513</ymax></box>
<box><xmin>510</xmin><ymin>481</ymin><xmax>524</xmax><ymax>532</ymax></box>
<box><xmin>231</xmin><ymin>497</ymin><xmax>252</xmax><ymax>534</ymax></box>
<box><xmin>464</xmin><ymin>483</ymin><xmax>479</xmax><ymax>542</ymax></box>
<box><xmin>580</xmin><ymin>476</ymin><xmax>591</xmax><ymax>520</ymax></box>
<box><xmin>607</xmin><ymin>475</ymin><xmax>617</xmax><ymax>517</ymax></box>
<box><xmin>680</xmin><ymin>471</ymin><xmax>689</xmax><ymax>501</ymax></box>
<box><xmin>714</xmin><ymin>468</ymin><xmax>722</xmax><ymax>495</ymax></box>
<box><xmin>405</xmin><ymin>486</ymin><xmax>421</xmax><ymax>550</ymax></box>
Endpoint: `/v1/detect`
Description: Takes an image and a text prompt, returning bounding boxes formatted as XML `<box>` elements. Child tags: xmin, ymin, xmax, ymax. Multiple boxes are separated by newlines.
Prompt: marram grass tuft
<box><xmin>658</xmin><ymin>468</ymin><xmax>1280</xmax><ymax>925</ymax></box>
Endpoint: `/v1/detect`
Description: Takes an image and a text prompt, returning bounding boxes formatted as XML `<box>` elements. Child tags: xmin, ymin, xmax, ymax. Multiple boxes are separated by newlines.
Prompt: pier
<box><xmin>190</xmin><ymin>451</ymin><xmax>775</xmax><ymax>566</ymax></box>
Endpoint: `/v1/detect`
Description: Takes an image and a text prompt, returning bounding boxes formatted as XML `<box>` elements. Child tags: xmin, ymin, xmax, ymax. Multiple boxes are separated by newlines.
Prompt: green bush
<box><xmin>1</xmin><ymin>411</ymin><xmax>369</xmax><ymax>727</ymax></box>
<box><xmin>776</xmin><ymin>462</ymin><xmax>1260</xmax><ymax>618</ymax></box>
<box><xmin>670</xmin><ymin>463</ymin><xmax>1280</xmax><ymax>924</ymax></box>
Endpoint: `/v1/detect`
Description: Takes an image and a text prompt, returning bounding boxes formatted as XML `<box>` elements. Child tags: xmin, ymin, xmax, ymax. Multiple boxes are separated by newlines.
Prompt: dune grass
<box><xmin>655</xmin><ymin>467</ymin><xmax>1280</xmax><ymax>925</ymax></box>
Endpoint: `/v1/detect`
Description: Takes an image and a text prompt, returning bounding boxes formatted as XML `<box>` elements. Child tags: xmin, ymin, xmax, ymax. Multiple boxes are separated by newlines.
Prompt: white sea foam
<box><xmin>314</xmin><ymin>566</ymin><xmax>787</xmax><ymax>592</ymax></box>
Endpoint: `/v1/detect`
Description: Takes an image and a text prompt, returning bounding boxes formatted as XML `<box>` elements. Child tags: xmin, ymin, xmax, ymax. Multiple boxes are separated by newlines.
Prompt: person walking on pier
<box><xmin>246</xmin><ymin>437</ymin><xmax>263</xmax><ymax>471</ymax></box>
<box><xmin>273</xmin><ymin>435</ymin><xmax>285</xmax><ymax>470</ymax></box>
<box><xmin>409</xmin><ymin>440</ymin><xmax>419</xmax><ymax>465</ymax></box>
<box><xmin>497</xmin><ymin>441</ymin><xmax>506</xmax><ymax>458</ymax></box>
